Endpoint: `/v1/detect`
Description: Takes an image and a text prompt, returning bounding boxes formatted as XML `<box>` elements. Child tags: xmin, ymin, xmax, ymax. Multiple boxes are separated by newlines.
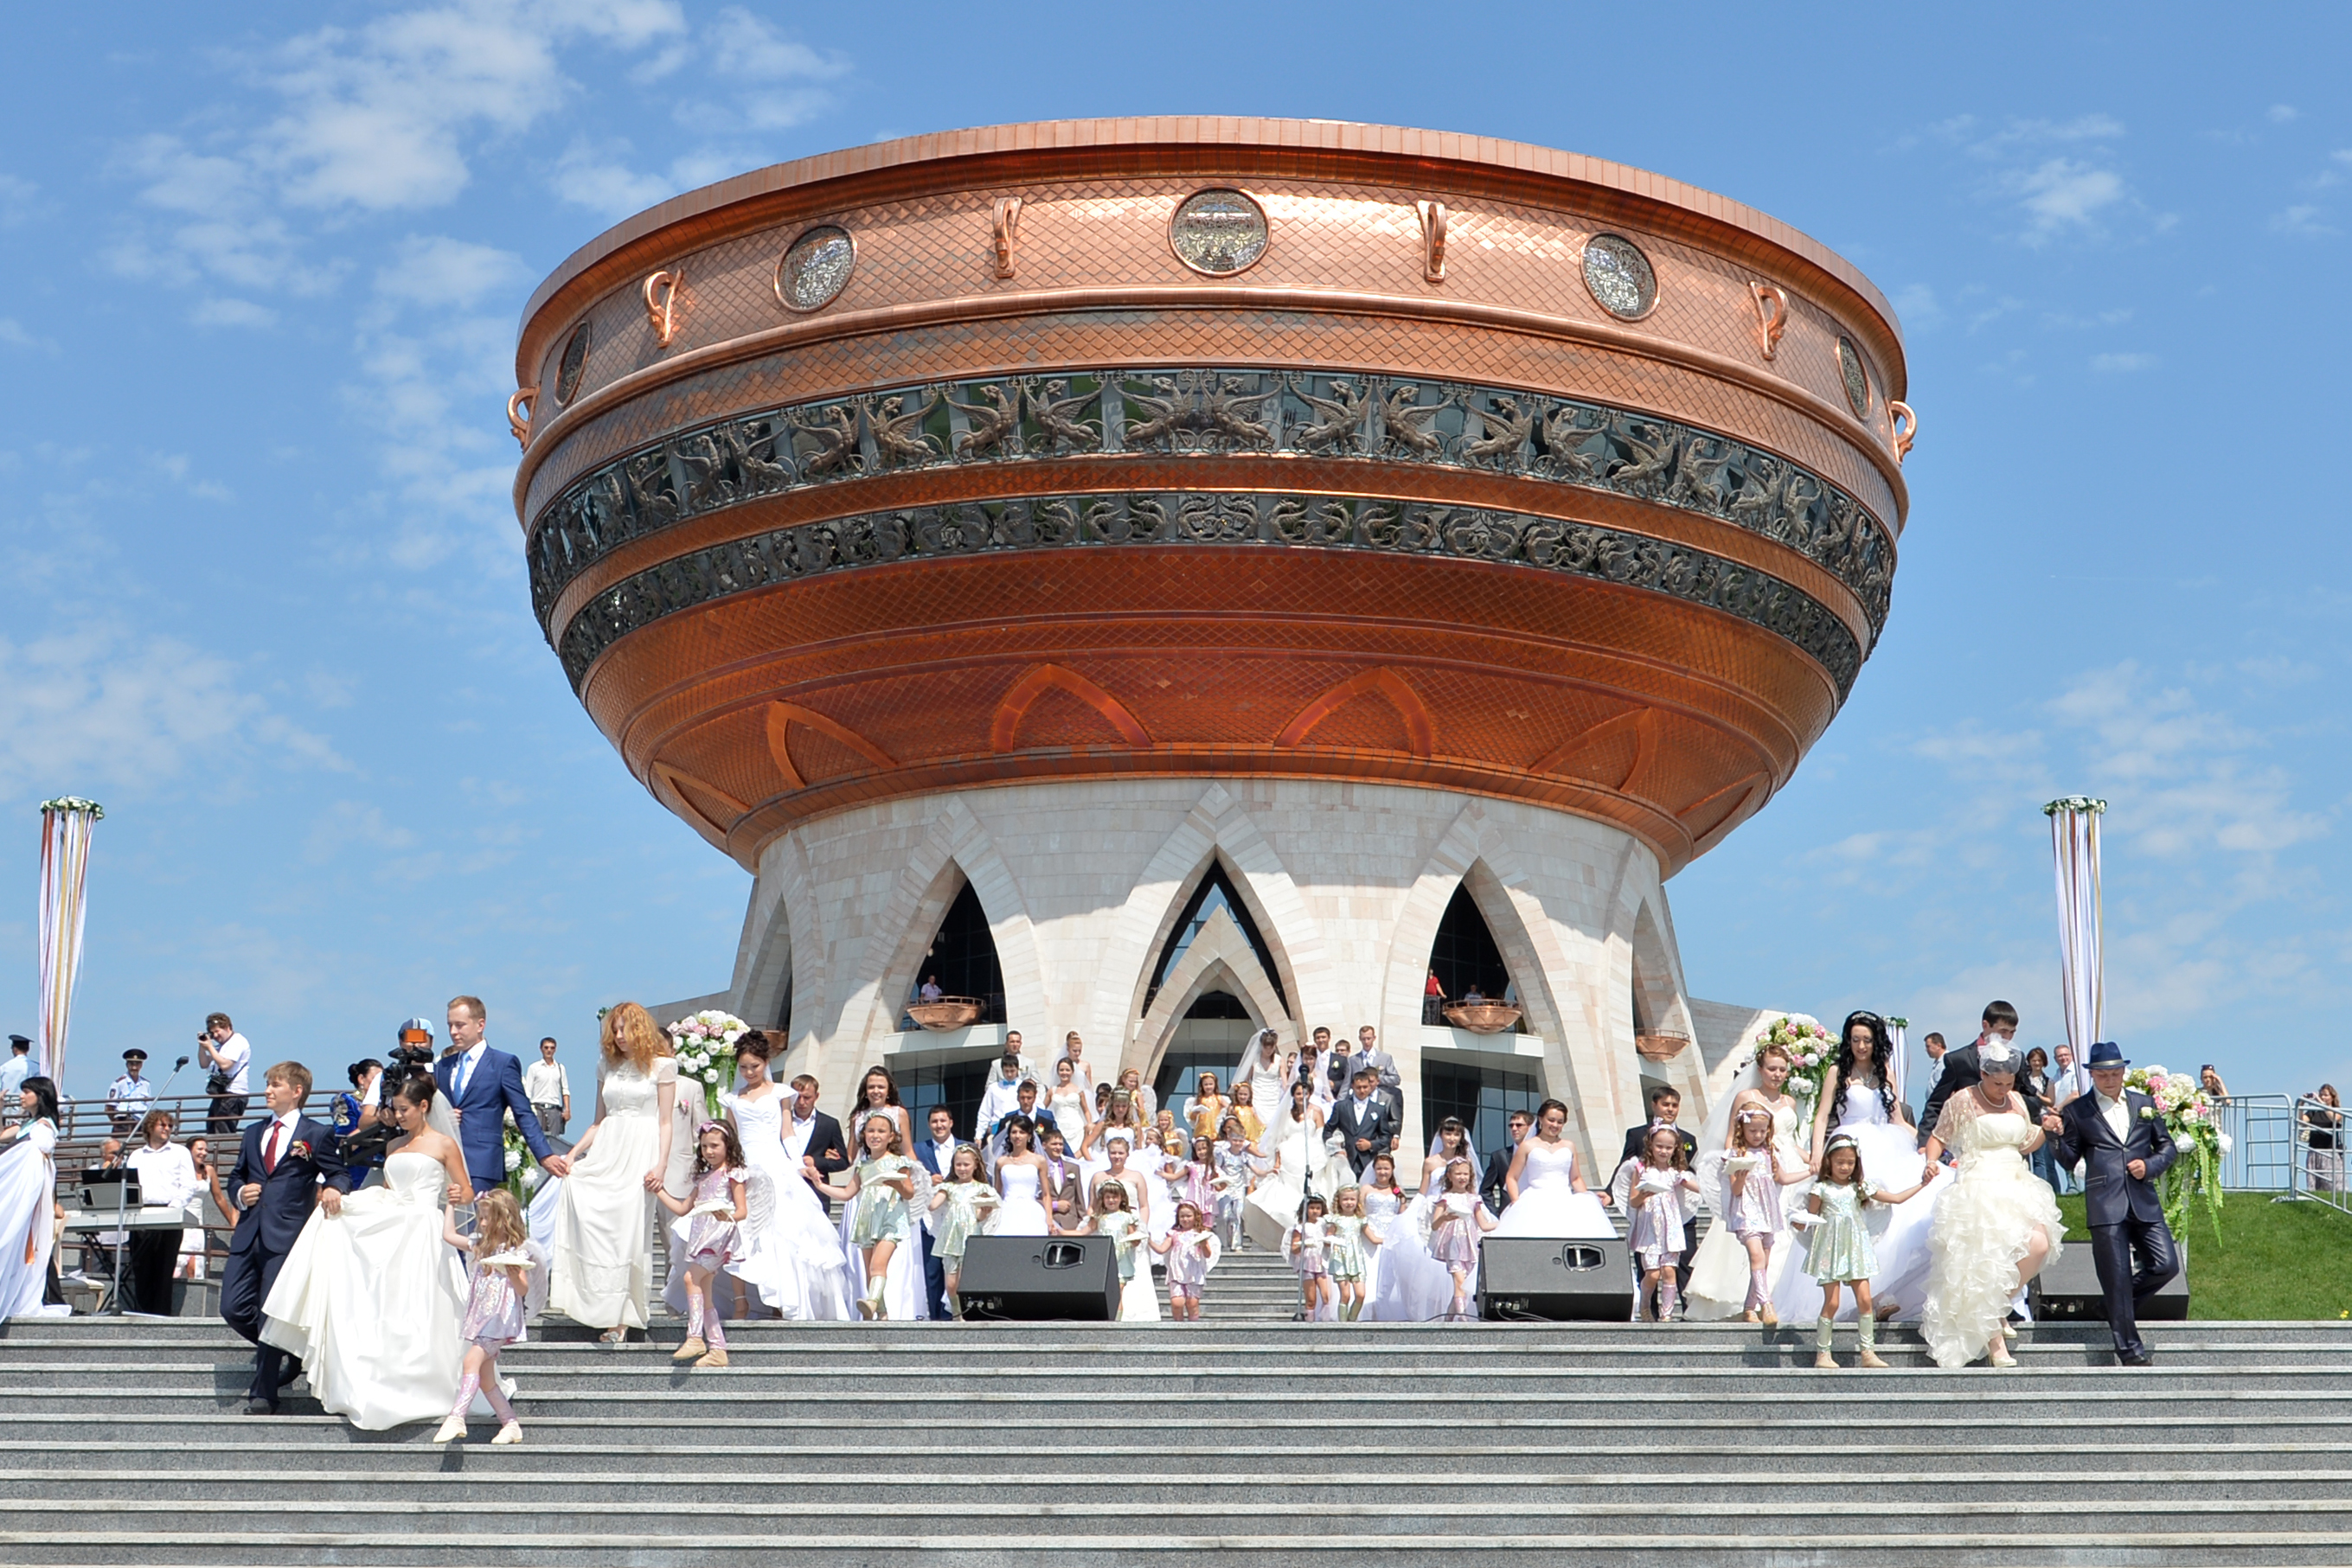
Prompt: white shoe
<box><xmin>433</xmin><ymin>1413</ymin><xmax>466</xmax><ymax>1444</ymax></box>
<box><xmin>491</xmin><ymin>1421</ymin><xmax>522</xmax><ymax>1445</ymax></box>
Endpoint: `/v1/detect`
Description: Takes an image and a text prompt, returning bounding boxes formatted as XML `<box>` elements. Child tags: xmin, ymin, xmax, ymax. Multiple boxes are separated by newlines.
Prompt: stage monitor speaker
<box><xmin>955</xmin><ymin>1236</ymin><xmax>1120</xmax><ymax>1322</ymax></box>
<box><xmin>1480</xmin><ymin>1235</ymin><xmax>1635</xmax><ymax>1322</ymax></box>
<box><xmin>2035</xmin><ymin>1244</ymin><xmax>2189</xmax><ymax>1322</ymax></box>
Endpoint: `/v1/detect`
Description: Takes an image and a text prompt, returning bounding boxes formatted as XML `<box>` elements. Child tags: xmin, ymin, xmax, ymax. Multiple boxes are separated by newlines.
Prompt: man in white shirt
<box><xmin>0</xmin><ymin>1036</ymin><xmax>29</xmax><ymax>1123</ymax></box>
<box><xmin>523</xmin><ymin>1038</ymin><xmax>572</xmax><ymax>1138</ymax></box>
<box><xmin>975</xmin><ymin>1052</ymin><xmax>1033</xmax><ymax>1141</ymax></box>
<box><xmin>200</xmin><ymin>1013</ymin><xmax>253</xmax><ymax>1135</ymax></box>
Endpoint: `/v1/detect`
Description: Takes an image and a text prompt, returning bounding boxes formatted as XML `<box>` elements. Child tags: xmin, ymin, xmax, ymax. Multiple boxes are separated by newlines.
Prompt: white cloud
<box><xmin>2009</xmin><ymin>158</ymin><xmax>2124</xmax><ymax>235</ymax></box>
<box><xmin>192</xmin><ymin>298</ymin><xmax>279</xmax><ymax>329</ymax></box>
<box><xmin>343</xmin><ymin>234</ymin><xmax>534</xmax><ymax>571</ymax></box>
<box><xmin>0</xmin><ymin>172</ymin><xmax>36</xmax><ymax>226</ymax></box>
<box><xmin>672</xmin><ymin>7</ymin><xmax>844</xmax><ymax>135</ymax></box>
<box><xmin>1892</xmin><ymin>283</ymin><xmax>1941</xmax><ymax>331</ymax></box>
<box><xmin>2090</xmin><ymin>351</ymin><xmax>2157</xmax><ymax>373</ymax></box>
<box><xmin>253</xmin><ymin>0</ymin><xmax>687</xmax><ymax>212</ymax></box>
<box><xmin>2269</xmin><ymin>104</ymin><xmax>2300</xmax><ymax>123</ymax></box>
<box><xmin>550</xmin><ymin>137</ymin><xmax>676</xmax><ymax>218</ymax></box>
<box><xmin>0</xmin><ymin>625</ymin><xmax>349</xmax><ymax>801</ymax></box>
<box><xmin>2272</xmin><ymin>204</ymin><xmax>2337</xmax><ymax>237</ymax></box>
<box><xmin>0</xmin><ymin>317</ymin><xmax>56</xmax><ymax>352</ymax></box>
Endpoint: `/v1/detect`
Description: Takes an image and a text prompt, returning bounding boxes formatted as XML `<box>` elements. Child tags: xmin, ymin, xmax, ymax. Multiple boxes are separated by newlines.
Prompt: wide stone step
<box><xmin>12</xmin><ymin>1527</ymin><xmax>2352</xmax><ymax>1566</ymax></box>
<box><xmin>27</xmin><ymin>1466</ymin><xmax>2352</xmax><ymax>1506</ymax></box>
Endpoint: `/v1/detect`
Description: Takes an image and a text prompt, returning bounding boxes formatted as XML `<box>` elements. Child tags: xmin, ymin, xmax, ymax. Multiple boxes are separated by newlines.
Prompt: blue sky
<box><xmin>3</xmin><ymin>3</ymin><xmax>2345</xmax><ymax>1102</ymax></box>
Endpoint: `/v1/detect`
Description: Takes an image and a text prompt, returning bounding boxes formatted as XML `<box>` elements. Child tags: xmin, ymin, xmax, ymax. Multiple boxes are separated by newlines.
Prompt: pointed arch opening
<box><xmin>1152</xmin><ymin>989</ymin><xmax>1259</xmax><ymax>1114</ymax></box>
<box><xmin>902</xmin><ymin>878</ymin><xmax>1007</xmax><ymax>1028</ymax></box>
<box><xmin>1144</xmin><ymin>861</ymin><xmax>1290</xmax><ymax>1016</ymax></box>
<box><xmin>1425</xmin><ymin>882</ymin><xmax>1522</xmax><ymax>1030</ymax></box>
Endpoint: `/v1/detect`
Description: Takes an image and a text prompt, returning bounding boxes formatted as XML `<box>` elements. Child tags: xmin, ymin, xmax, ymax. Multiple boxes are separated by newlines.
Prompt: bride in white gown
<box><xmin>1494</xmin><ymin>1099</ymin><xmax>1615</xmax><ymax>1238</ymax></box>
<box><xmin>548</xmin><ymin>1003</ymin><xmax>677</xmax><ymax>1342</ymax></box>
<box><xmin>1791</xmin><ymin>1012</ymin><xmax>1947</xmax><ymax>1322</ymax></box>
<box><xmin>1248</xmin><ymin>1079</ymin><xmax>1348</xmax><ymax>1249</ymax></box>
<box><xmin>0</xmin><ymin>1079</ymin><xmax>67</xmax><ymax>1320</ymax></box>
<box><xmin>719</xmin><ymin>1035</ymin><xmax>849</xmax><ymax>1320</ymax></box>
<box><xmin>261</xmin><ymin>1077</ymin><xmax>472</xmax><ymax>1430</ymax></box>
<box><xmin>988</xmin><ymin>1118</ymin><xmax>1053</xmax><ymax>1236</ymax></box>
<box><xmin>1687</xmin><ymin>1042</ymin><xmax>1810</xmax><ymax>1320</ymax></box>
<box><xmin>1921</xmin><ymin>1043</ymin><xmax>2060</xmax><ymax>1368</ymax></box>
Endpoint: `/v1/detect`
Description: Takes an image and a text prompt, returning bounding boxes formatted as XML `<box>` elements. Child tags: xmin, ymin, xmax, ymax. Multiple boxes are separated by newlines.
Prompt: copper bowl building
<box><xmin>510</xmin><ymin>118</ymin><xmax>1911</xmax><ymax>1152</ymax></box>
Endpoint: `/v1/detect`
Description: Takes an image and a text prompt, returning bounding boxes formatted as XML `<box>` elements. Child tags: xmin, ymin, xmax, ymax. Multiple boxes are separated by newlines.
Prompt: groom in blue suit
<box><xmin>434</xmin><ymin>996</ymin><xmax>570</xmax><ymax>1194</ymax></box>
<box><xmin>2044</xmin><ymin>1040</ymin><xmax>2178</xmax><ymax>1367</ymax></box>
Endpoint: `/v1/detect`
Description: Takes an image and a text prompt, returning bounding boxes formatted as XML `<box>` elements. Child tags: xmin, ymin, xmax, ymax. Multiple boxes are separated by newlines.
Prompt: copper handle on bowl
<box><xmin>1888</xmin><ymin>400</ymin><xmax>1917</xmax><ymax>462</ymax></box>
<box><xmin>642</xmin><ymin>269</ymin><xmax>683</xmax><ymax>348</ymax></box>
<box><xmin>506</xmin><ymin>387</ymin><xmax>536</xmax><ymax>448</ymax></box>
<box><xmin>992</xmin><ymin>197</ymin><xmax>1023</xmax><ymax>279</ymax></box>
<box><xmin>1748</xmin><ymin>281</ymin><xmax>1787</xmax><ymax>361</ymax></box>
<box><xmin>1416</xmin><ymin>200</ymin><xmax>1448</xmax><ymax>283</ymax></box>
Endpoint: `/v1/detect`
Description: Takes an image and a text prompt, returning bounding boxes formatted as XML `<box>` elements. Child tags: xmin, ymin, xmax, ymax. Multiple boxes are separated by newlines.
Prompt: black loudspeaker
<box><xmin>955</xmin><ymin>1236</ymin><xmax>1120</xmax><ymax>1321</ymax></box>
<box><xmin>2035</xmin><ymin>1243</ymin><xmax>2189</xmax><ymax>1322</ymax></box>
<box><xmin>1479</xmin><ymin>1235</ymin><xmax>1636</xmax><ymax>1322</ymax></box>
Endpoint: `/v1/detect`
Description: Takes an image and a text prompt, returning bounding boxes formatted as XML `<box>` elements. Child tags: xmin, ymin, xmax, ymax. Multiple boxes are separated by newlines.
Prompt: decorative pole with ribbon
<box><xmin>35</xmin><ymin>797</ymin><xmax>103</xmax><ymax>1085</ymax></box>
<box><xmin>2044</xmin><ymin>796</ymin><xmax>2106</xmax><ymax>1077</ymax></box>
<box><xmin>1886</xmin><ymin>1015</ymin><xmax>1909</xmax><ymax>1105</ymax></box>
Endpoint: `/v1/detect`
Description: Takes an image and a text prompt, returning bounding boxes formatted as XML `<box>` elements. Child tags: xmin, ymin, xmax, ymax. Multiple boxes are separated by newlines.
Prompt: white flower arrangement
<box><xmin>667</xmin><ymin>1009</ymin><xmax>751</xmax><ymax>1116</ymax></box>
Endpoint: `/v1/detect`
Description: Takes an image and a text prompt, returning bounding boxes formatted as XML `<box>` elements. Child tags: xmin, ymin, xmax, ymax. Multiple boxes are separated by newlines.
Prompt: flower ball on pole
<box><xmin>668</xmin><ymin>1009</ymin><xmax>751</xmax><ymax>1117</ymax></box>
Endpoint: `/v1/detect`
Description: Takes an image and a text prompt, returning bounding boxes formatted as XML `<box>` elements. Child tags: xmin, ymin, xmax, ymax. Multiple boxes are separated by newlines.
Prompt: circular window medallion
<box><xmin>553</xmin><ymin>319</ymin><xmax>593</xmax><ymax>405</ymax></box>
<box><xmin>775</xmin><ymin>224</ymin><xmax>856</xmax><ymax>312</ymax></box>
<box><xmin>1836</xmin><ymin>336</ymin><xmax>1871</xmax><ymax>418</ymax></box>
<box><xmin>1581</xmin><ymin>234</ymin><xmax>1658</xmax><ymax>321</ymax></box>
<box><xmin>1169</xmin><ymin>189</ymin><xmax>1269</xmax><ymax>276</ymax></box>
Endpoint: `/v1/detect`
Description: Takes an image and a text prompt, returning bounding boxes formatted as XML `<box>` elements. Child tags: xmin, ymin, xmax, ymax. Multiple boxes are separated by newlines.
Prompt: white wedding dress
<box><xmin>1493</xmin><ymin>1138</ymin><xmax>1615</xmax><ymax>1238</ymax></box>
<box><xmin>715</xmin><ymin>1087</ymin><xmax>849</xmax><ymax>1320</ymax></box>
<box><xmin>260</xmin><ymin>1150</ymin><xmax>468</xmax><ymax>1430</ymax></box>
<box><xmin>548</xmin><ymin>1056</ymin><xmax>676</xmax><ymax>1330</ymax></box>
<box><xmin>1367</xmin><ymin>1180</ymin><xmax>1451</xmax><ymax>1322</ymax></box>
<box><xmin>0</xmin><ymin>1120</ymin><xmax>65</xmax><ymax>1319</ymax></box>
<box><xmin>1922</xmin><ymin>1096</ymin><xmax>2062</xmax><ymax>1367</ymax></box>
<box><xmin>987</xmin><ymin>1162</ymin><xmax>1053</xmax><ymax>1236</ymax></box>
<box><xmin>1247</xmin><ymin>1110</ymin><xmax>1349</xmax><ymax>1249</ymax></box>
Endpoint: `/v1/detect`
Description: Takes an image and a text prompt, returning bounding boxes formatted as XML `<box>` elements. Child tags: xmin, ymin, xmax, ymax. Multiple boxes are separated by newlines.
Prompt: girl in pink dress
<box><xmin>434</xmin><ymin>1188</ymin><xmax>542</xmax><ymax>1445</ymax></box>
<box><xmin>654</xmin><ymin>1123</ymin><xmax>749</xmax><ymax>1368</ymax></box>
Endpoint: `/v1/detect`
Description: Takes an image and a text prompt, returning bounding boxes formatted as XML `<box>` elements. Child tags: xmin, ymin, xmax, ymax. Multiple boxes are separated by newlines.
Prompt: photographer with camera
<box><xmin>340</xmin><ymin>1021</ymin><xmax>438</xmax><ymax>1172</ymax></box>
<box><xmin>199</xmin><ymin>1014</ymin><xmax>252</xmax><ymax>1135</ymax></box>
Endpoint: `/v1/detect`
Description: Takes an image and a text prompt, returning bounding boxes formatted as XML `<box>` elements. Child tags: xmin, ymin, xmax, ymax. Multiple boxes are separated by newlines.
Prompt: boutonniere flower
<box><xmin>2137</xmin><ymin>1108</ymin><xmax>2156</xmax><ymax>1121</ymax></box>
<box><xmin>290</xmin><ymin>1141</ymin><xmax>312</xmax><ymax>1159</ymax></box>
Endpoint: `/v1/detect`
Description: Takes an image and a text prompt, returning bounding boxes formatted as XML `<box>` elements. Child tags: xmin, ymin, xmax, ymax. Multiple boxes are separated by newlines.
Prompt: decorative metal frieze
<box><xmin>525</xmin><ymin>368</ymin><xmax>1897</xmax><ymax>644</ymax></box>
<box><xmin>551</xmin><ymin>490</ymin><xmax>1864</xmax><ymax>701</ymax></box>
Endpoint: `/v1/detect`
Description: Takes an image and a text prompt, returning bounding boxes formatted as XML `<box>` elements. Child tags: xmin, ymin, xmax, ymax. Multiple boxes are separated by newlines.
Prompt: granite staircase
<box><xmin>2</xmin><ymin>1314</ymin><xmax>2348</xmax><ymax>1565</ymax></box>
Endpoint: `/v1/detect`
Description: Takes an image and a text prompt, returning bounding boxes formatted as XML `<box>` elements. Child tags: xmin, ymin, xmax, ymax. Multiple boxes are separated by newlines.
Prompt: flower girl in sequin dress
<box><xmin>1723</xmin><ymin>1106</ymin><xmax>1809</xmax><ymax>1325</ymax></box>
<box><xmin>1426</xmin><ymin>1158</ymin><xmax>1496</xmax><ymax>1322</ymax></box>
<box><xmin>1618</xmin><ymin>1124</ymin><xmax>1706</xmax><ymax>1323</ymax></box>
<box><xmin>1153</xmin><ymin>1199</ymin><xmax>1221</xmax><ymax>1321</ymax></box>
<box><xmin>1803</xmin><ymin>1131</ymin><xmax>1926</xmax><ymax>1369</ymax></box>
<box><xmin>1285</xmin><ymin>1194</ymin><xmax>1334</xmax><ymax>1321</ymax></box>
<box><xmin>1080</xmin><ymin>1180</ymin><xmax>1157</xmax><ymax>1321</ymax></box>
<box><xmin>816</xmin><ymin>1113</ymin><xmax>920</xmax><ymax>1320</ymax></box>
<box><xmin>923</xmin><ymin>1142</ymin><xmax>998</xmax><ymax>1319</ymax></box>
<box><xmin>433</xmin><ymin>1188</ymin><xmax>542</xmax><ymax>1445</ymax></box>
<box><xmin>1325</xmin><ymin>1185</ymin><xmax>1381</xmax><ymax>1322</ymax></box>
<box><xmin>655</xmin><ymin>1122</ymin><xmax>751</xmax><ymax>1367</ymax></box>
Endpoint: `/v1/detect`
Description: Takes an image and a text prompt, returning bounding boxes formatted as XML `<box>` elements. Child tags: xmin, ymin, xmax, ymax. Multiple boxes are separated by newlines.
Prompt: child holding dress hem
<box><xmin>434</xmin><ymin>1187</ymin><xmax>541</xmax><ymax>1444</ymax></box>
<box><xmin>654</xmin><ymin>1121</ymin><xmax>750</xmax><ymax>1367</ymax></box>
<box><xmin>1803</xmin><ymin>1131</ymin><xmax>1926</xmax><ymax>1369</ymax></box>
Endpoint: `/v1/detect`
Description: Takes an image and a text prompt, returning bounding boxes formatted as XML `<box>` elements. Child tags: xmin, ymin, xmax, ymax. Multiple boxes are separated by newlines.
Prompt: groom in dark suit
<box><xmin>913</xmin><ymin>1104</ymin><xmax>958</xmax><ymax>1319</ymax></box>
<box><xmin>433</xmin><ymin>996</ymin><xmax>568</xmax><ymax>1194</ymax></box>
<box><xmin>219</xmin><ymin>1060</ymin><xmax>349</xmax><ymax>1414</ymax></box>
<box><xmin>2043</xmin><ymin>1040</ymin><xmax>2179</xmax><ymax>1367</ymax></box>
<box><xmin>1329</xmin><ymin>1069</ymin><xmax>1398</xmax><ymax>1177</ymax></box>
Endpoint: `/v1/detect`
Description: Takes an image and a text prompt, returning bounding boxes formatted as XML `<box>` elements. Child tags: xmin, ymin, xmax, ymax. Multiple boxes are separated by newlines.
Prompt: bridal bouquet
<box><xmin>1753</xmin><ymin>1017</ymin><xmax>1837</xmax><ymax>1127</ymax></box>
<box><xmin>2126</xmin><ymin>1063</ymin><xmax>2225</xmax><ymax>1242</ymax></box>
<box><xmin>668</xmin><ymin>1009</ymin><xmax>750</xmax><ymax>1117</ymax></box>
<box><xmin>501</xmin><ymin>1112</ymin><xmax>545</xmax><ymax>1206</ymax></box>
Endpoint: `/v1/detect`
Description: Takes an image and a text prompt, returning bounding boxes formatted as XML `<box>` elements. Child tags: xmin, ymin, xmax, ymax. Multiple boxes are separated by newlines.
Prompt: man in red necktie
<box><xmin>218</xmin><ymin>1061</ymin><xmax>349</xmax><ymax>1415</ymax></box>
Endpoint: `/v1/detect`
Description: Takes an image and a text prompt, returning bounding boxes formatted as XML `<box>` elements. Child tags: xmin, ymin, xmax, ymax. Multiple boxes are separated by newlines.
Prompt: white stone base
<box><xmin>714</xmin><ymin>777</ymin><xmax>1772</xmax><ymax>1166</ymax></box>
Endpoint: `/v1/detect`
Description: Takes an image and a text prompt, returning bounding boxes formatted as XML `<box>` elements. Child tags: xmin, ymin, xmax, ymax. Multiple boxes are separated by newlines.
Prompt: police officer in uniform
<box><xmin>108</xmin><ymin>1049</ymin><xmax>156</xmax><ymax>1136</ymax></box>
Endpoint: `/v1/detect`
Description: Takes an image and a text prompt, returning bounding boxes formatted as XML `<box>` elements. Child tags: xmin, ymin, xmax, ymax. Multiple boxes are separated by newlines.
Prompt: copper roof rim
<box><xmin>511</xmin><ymin>281</ymin><xmax>1913</xmax><ymax>526</ymax></box>
<box><xmin>514</xmin><ymin>116</ymin><xmax>1907</xmax><ymax>384</ymax></box>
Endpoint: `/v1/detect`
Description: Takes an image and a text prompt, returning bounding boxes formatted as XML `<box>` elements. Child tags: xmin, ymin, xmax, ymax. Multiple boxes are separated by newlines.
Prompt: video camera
<box><xmin>339</xmin><ymin>1017</ymin><xmax>439</xmax><ymax>1165</ymax></box>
